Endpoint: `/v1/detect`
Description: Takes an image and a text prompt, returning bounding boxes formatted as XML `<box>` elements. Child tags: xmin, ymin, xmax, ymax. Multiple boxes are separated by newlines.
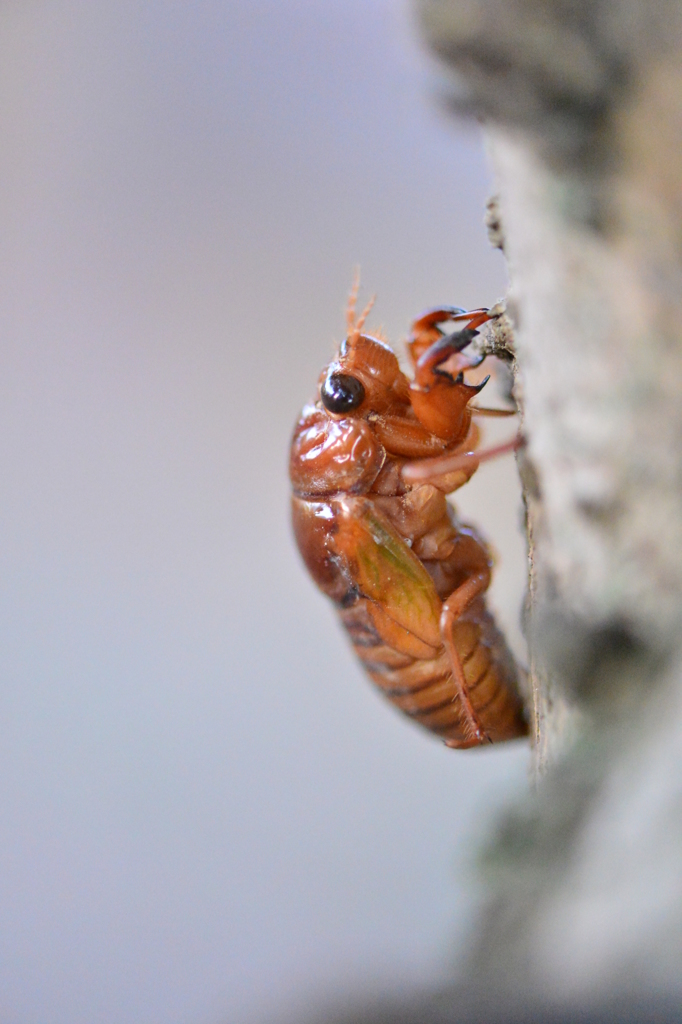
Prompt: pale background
<box><xmin>0</xmin><ymin>2</ymin><xmax>529</xmax><ymax>1023</ymax></box>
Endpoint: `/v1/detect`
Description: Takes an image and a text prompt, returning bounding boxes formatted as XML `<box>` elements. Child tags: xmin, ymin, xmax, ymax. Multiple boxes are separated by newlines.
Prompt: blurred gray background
<box><xmin>0</xmin><ymin>2</ymin><xmax>529</xmax><ymax>1022</ymax></box>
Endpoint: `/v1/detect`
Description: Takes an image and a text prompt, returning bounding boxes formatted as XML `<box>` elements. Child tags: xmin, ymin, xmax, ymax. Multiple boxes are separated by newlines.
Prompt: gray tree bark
<box><xmin>414</xmin><ymin>0</ymin><xmax>682</xmax><ymax>1010</ymax></box>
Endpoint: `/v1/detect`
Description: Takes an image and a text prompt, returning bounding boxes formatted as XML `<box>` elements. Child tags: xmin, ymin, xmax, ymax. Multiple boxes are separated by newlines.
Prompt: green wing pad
<box><xmin>332</xmin><ymin>496</ymin><xmax>442</xmax><ymax>648</ymax></box>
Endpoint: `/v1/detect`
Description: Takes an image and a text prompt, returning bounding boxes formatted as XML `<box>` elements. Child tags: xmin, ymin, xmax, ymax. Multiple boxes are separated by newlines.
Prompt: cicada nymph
<box><xmin>290</xmin><ymin>283</ymin><xmax>527</xmax><ymax>748</ymax></box>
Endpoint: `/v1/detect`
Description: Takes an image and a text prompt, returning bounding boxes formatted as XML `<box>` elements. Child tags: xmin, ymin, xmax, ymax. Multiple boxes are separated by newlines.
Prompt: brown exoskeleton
<box><xmin>289</xmin><ymin>282</ymin><xmax>527</xmax><ymax>748</ymax></box>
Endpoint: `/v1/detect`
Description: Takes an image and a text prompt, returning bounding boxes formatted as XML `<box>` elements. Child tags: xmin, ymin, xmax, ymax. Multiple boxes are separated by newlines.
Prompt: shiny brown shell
<box><xmin>290</xmin><ymin>298</ymin><xmax>527</xmax><ymax>748</ymax></box>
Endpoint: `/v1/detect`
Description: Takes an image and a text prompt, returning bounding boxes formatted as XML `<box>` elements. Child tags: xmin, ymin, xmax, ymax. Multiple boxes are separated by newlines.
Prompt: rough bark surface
<box><xmin>413</xmin><ymin>0</ymin><xmax>682</xmax><ymax>1009</ymax></box>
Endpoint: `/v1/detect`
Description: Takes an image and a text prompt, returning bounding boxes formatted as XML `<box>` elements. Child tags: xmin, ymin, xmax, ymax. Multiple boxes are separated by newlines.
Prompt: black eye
<box><xmin>320</xmin><ymin>372</ymin><xmax>365</xmax><ymax>414</ymax></box>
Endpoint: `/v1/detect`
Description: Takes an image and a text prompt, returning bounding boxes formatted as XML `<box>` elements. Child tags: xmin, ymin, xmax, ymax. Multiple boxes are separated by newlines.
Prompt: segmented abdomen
<box><xmin>339</xmin><ymin>595</ymin><xmax>522</xmax><ymax>748</ymax></box>
<box><xmin>291</xmin><ymin>485</ymin><xmax>527</xmax><ymax>748</ymax></box>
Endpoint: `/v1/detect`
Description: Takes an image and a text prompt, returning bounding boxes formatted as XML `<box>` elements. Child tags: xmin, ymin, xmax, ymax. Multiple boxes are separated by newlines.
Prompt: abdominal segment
<box><xmin>333</xmin><ymin>598</ymin><xmax>516</xmax><ymax>749</ymax></box>
<box><xmin>339</xmin><ymin>594</ymin><xmax>524</xmax><ymax>748</ymax></box>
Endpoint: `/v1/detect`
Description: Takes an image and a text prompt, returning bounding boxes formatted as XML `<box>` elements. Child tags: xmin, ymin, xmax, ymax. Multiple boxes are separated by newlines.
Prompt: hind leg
<box><xmin>439</xmin><ymin>562</ymin><xmax>492</xmax><ymax>747</ymax></box>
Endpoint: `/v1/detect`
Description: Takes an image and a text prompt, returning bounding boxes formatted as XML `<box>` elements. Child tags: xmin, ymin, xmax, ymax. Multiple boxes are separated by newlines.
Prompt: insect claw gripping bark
<box><xmin>290</xmin><ymin>286</ymin><xmax>528</xmax><ymax>749</ymax></box>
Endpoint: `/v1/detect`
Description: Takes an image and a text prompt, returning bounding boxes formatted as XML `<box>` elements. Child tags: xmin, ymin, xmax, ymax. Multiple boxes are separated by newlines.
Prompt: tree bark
<box><xmin>412</xmin><ymin>0</ymin><xmax>682</xmax><ymax>1008</ymax></box>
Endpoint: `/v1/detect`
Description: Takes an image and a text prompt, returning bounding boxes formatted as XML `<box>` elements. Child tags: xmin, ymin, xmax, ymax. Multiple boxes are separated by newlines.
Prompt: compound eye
<box><xmin>320</xmin><ymin>371</ymin><xmax>366</xmax><ymax>414</ymax></box>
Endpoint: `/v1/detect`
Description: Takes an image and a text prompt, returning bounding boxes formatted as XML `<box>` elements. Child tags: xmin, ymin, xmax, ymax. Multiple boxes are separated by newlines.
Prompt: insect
<box><xmin>290</xmin><ymin>281</ymin><xmax>527</xmax><ymax>748</ymax></box>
